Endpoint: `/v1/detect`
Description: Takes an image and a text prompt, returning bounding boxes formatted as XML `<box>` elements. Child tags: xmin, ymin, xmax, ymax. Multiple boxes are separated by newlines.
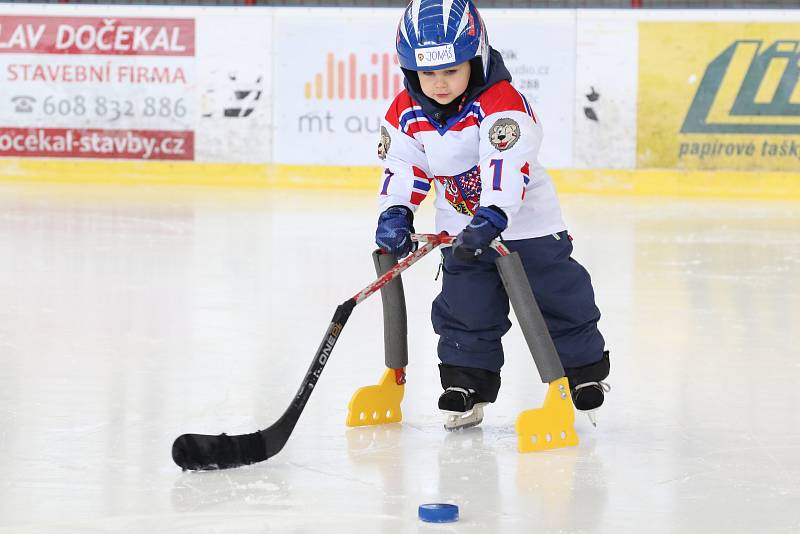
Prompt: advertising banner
<box><xmin>638</xmin><ymin>22</ymin><xmax>800</xmax><ymax>171</ymax></box>
<box><xmin>272</xmin><ymin>9</ymin><xmax>399</xmax><ymax>167</ymax></box>
<box><xmin>272</xmin><ymin>8</ymin><xmax>576</xmax><ymax>168</ymax></box>
<box><xmin>3</xmin><ymin>5</ymin><xmax>797</xmax><ymax>187</ymax></box>
<box><xmin>483</xmin><ymin>10</ymin><xmax>576</xmax><ymax>169</ymax></box>
<box><xmin>0</xmin><ymin>14</ymin><xmax>195</xmax><ymax>160</ymax></box>
<box><xmin>0</xmin><ymin>7</ymin><xmax>272</xmax><ymax>164</ymax></box>
<box><xmin>193</xmin><ymin>10</ymin><xmax>271</xmax><ymax>163</ymax></box>
<box><xmin>573</xmin><ymin>11</ymin><xmax>638</xmax><ymax>169</ymax></box>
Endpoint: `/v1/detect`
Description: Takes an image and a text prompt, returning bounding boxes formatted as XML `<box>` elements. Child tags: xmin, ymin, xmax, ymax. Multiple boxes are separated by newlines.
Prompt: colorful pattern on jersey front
<box><xmin>435</xmin><ymin>165</ymin><xmax>481</xmax><ymax>216</ymax></box>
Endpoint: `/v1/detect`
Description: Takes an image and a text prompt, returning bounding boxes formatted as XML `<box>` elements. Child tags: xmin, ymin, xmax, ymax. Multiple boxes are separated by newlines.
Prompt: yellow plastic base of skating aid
<box><xmin>346</xmin><ymin>368</ymin><xmax>404</xmax><ymax>427</ymax></box>
<box><xmin>516</xmin><ymin>377</ymin><xmax>579</xmax><ymax>452</ymax></box>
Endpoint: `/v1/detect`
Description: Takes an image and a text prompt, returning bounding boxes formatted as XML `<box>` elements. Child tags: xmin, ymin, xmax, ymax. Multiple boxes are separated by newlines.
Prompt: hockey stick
<box><xmin>171</xmin><ymin>232</ymin><xmax>450</xmax><ymax>471</ymax></box>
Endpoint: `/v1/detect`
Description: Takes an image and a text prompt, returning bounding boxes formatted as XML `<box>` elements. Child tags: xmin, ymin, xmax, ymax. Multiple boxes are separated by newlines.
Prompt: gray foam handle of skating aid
<box><xmin>495</xmin><ymin>251</ymin><xmax>565</xmax><ymax>383</ymax></box>
<box><xmin>372</xmin><ymin>250</ymin><xmax>408</xmax><ymax>369</ymax></box>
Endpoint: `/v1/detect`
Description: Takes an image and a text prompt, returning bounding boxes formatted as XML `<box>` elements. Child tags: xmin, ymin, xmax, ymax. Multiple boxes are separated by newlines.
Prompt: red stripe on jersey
<box><xmin>447</xmin><ymin>114</ymin><xmax>480</xmax><ymax>132</ymax></box>
<box><xmin>478</xmin><ymin>80</ymin><xmax>531</xmax><ymax>118</ymax></box>
<box><xmin>412</xmin><ymin>165</ymin><xmax>431</xmax><ymax>180</ymax></box>
<box><xmin>521</xmin><ymin>162</ymin><xmax>531</xmax><ymax>200</ymax></box>
<box><xmin>407</xmin><ymin>120</ymin><xmax>437</xmax><ymax>136</ymax></box>
<box><xmin>527</xmin><ymin>103</ymin><xmax>539</xmax><ymax>124</ymax></box>
<box><xmin>410</xmin><ymin>191</ymin><xmax>426</xmax><ymax>205</ymax></box>
<box><xmin>385</xmin><ymin>90</ymin><xmax>417</xmax><ymax>130</ymax></box>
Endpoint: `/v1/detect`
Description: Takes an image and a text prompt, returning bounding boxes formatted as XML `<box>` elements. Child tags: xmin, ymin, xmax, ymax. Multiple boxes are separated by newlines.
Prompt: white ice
<box><xmin>1</xmin><ymin>184</ymin><xmax>799</xmax><ymax>533</ymax></box>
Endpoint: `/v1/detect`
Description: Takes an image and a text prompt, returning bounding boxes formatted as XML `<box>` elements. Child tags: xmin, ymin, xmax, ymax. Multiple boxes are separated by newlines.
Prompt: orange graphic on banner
<box><xmin>304</xmin><ymin>53</ymin><xmax>402</xmax><ymax>100</ymax></box>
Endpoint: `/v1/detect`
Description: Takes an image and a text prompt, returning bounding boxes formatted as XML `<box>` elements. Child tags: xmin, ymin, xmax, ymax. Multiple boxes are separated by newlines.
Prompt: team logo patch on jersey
<box><xmin>378</xmin><ymin>126</ymin><xmax>391</xmax><ymax>160</ymax></box>
<box><xmin>488</xmin><ymin>118</ymin><xmax>520</xmax><ymax>151</ymax></box>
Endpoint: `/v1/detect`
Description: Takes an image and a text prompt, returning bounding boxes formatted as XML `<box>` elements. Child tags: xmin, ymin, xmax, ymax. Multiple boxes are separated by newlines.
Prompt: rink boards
<box><xmin>1</xmin><ymin>160</ymin><xmax>799</xmax><ymax>200</ymax></box>
<box><xmin>1</xmin><ymin>4</ymin><xmax>799</xmax><ymax>197</ymax></box>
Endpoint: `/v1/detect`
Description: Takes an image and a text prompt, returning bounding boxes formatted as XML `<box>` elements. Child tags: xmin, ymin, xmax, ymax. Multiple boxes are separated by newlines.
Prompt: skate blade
<box><xmin>584</xmin><ymin>409</ymin><xmax>598</xmax><ymax>427</ymax></box>
<box><xmin>442</xmin><ymin>403</ymin><xmax>488</xmax><ymax>432</ymax></box>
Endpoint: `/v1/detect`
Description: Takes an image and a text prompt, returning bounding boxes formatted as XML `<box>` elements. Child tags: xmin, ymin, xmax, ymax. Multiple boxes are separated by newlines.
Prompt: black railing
<box><xmin>1</xmin><ymin>0</ymin><xmax>799</xmax><ymax>8</ymax></box>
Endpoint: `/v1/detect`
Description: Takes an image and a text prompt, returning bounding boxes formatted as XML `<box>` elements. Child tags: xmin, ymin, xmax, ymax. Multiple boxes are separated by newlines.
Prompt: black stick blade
<box><xmin>172</xmin><ymin>431</ymin><xmax>267</xmax><ymax>471</ymax></box>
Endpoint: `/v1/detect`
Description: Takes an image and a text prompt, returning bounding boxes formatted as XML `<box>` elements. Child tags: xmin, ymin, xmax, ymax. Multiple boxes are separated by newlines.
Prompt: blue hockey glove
<box><xmin>452</xmin><ymin>206</ymin><xmax>508</xmax><ymax>262</ymax></box>
<box><xmin>375</xmin><ymin>205</ymin><xmax>417</xmax><ymax>258</ymax></box>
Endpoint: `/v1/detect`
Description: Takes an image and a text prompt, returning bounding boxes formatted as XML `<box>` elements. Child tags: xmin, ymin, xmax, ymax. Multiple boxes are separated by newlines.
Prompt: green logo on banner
<box><xmin>682</xmin><ymin>40</ymin><xmax>800</xmax><ymax>134</ymax></box>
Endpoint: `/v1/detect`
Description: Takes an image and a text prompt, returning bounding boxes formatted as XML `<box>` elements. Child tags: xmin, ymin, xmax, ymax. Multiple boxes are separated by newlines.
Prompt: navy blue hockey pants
<box><xmin>432</xmin><ymin>231</ymin><xmax>605</xmax><ymax>373</ymax></box>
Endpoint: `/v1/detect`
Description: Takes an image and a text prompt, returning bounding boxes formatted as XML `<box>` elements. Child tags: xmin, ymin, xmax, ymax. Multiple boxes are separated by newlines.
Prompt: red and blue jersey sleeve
<box><xmin>377</xmin><ymin>91</ymin><xmax>433</xmax><ymax>213</ymax></box>
<box><xmin>476</xmin><ymin>81</ymin><xmax>543</xmax><ymax>221</ymax></box>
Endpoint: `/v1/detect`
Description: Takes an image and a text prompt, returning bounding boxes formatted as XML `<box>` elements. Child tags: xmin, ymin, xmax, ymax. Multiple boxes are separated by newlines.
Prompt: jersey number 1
<box><xmin>489</xmin><ymin>159</ymin><xmax>503</xmax><ymax>191</ymax></box>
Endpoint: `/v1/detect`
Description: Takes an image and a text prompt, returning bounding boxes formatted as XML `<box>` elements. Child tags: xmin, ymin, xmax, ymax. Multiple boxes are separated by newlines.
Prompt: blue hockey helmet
<box><xmin>396</xmin><ymin>0</ymin><xmax>490</xmax><ymax>82</ymax></box>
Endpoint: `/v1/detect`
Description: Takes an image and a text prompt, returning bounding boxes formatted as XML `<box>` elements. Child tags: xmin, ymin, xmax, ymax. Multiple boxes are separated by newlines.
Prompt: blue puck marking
<box><xmin>418</xmin><ymin>503</ymin><xmax>459</xmax><ymax>523</ymax></box>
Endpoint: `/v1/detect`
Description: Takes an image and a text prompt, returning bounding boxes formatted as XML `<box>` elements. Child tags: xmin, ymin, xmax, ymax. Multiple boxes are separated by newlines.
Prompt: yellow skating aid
<box><xmin>346</xmin><ymin>368</ymin><xmax>404</xmax><ymax>427</ymax></box>
<box><xmin>515</xmin><ymin>377</ymin><xmax>579</xmax><ymax>452</ymax></box>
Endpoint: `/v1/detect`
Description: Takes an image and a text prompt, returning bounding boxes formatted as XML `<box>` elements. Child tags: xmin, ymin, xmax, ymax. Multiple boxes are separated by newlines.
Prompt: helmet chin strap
<box><xmin>400</xmin><ymin>67</ymin><xmax>422</xmax><ymax>93</ymax></box>
<box><xmin>468</xmin><ymin>56</ymin><xmax>487</xmax><ymax>86</ymax></box>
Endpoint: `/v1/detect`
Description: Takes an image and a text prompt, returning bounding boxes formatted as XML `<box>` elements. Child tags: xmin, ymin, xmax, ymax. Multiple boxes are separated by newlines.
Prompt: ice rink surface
<box><xmin>1</xmin><ymin>183</ymin><xmax>799</xmax><ymax>533</ymax></box>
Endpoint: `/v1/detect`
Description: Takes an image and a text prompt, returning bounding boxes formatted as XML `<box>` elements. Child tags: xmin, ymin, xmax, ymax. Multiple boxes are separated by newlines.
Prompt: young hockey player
<box><xmin>374</xmin><ymin>0</ymin><xmax>610</xmax><ymax>430</ymax></box>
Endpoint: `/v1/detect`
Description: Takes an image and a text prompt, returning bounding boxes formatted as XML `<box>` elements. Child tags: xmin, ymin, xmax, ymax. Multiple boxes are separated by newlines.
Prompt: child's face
<box><xmin>418</xmin><ymin>61</ymin><xmax>471</xmax><ymax>105</ymax></box>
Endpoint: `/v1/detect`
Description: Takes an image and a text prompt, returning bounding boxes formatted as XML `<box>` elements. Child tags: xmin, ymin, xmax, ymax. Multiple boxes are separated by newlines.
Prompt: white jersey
<box><xmin>376</xmin><ymin>80</ymin><xmax>565</xmax><ymax>241</ymax></box>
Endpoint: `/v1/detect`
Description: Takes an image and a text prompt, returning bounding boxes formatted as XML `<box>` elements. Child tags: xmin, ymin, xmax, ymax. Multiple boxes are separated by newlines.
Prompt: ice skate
<box><xmin>438</xmin><ymin>387</ymin><xmax>489</xmax><ymax>431</ymax></box>
<box><xmin>566</xmin><ymin>351</ymin><xmax>611</xmax><ymax>427</ymax></box>
<box><xmin>572</xmin><ymin>380</ymin><xmax>611</xmax><ymax>426</ymax></box>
